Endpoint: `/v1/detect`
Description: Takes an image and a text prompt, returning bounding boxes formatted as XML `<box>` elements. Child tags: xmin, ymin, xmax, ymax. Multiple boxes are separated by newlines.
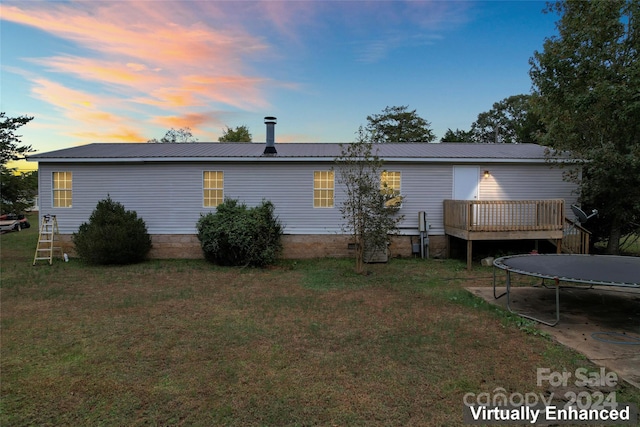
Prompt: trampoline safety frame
<box><xmin>492</xmin><ymin>254</ymin><xmax>640</xmax><ymax>327</ymax></box>
<box><xmin>493</xmin><ymin>266</ymin><xmax>562</xmax><ymax>326</ymax></box>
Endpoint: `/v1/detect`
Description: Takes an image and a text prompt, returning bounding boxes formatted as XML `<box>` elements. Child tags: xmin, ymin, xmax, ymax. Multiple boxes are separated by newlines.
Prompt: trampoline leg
<box><xmin>505</xmin><ymin>272</ymin><xmax>561</xmax><ymax>327</ymax></box>
<box><xmin>553</xmin><ymin>277</ymin><xmax>560</xmax><ymax>326</ymax></box>
<box><xmin>506</xmin><ymin>270</ymin><xmax>513</xmax><ymax>310</ymax></box>
<box><xmin>493</xmin><ymin>266</ymin><xmax>507</xmax><ymax>299</ymax></box>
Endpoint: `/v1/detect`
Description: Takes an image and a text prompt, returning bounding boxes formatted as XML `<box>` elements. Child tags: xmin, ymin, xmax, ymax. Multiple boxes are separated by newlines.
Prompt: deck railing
<box><xmin>562</xmin><ymin>218</ymin><xmax>591</xmax><ymax>254</ymax></box>
<box><xmin>443</xmin><ymin>199</ymin><xmax>565</xmax><ymax>232</ymax></box>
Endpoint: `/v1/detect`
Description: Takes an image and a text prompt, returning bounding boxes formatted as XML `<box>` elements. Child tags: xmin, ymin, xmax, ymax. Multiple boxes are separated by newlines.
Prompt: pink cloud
<box><xmin>2</xmin><ymin>0</ymin><xmax>281</xmax><ymax>132</ymax></box>
<box><xmin>182</xmin><ymin>75</ymin><xmax>273</xmax><ymax>110</ymax></box>
<box><xmin>153</xmin><ymin>112</ymin><xmax>226</xmax><ymax>131</ymax></box>
<box><xmin>3</xmin><ymin>0</ymin><xmax>471</xmax><ymax>147</ymax></box>
<box><xmin>30</xmin><ymin>78</ymin><xmax>104</xmax><ymax>114</ymax></box>
<box><xmin>3</xmin><ymin>2</ymin><xmax>268</xmax><ymax>65</ymax></box>
<box><xmin>29</xmin><ymin>78</ymin><xmax>145</xmax><ymax>142</ymax></box>
<box><xmin>71</xmin><ymin>129</ymin><xmax>147</xmax><ymax>143</ymax></box>
<box><xmin>30</xmin><ymin>56</ymin><xmax>163</xmax><ymax>88</ymax></box>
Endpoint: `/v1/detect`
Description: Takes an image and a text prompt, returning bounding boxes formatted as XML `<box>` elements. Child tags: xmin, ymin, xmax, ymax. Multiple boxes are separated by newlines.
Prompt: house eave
<box><xmin>26</xmin><ymin>156</ymin><xmax>575</xmax><ymax>164</ymax></box>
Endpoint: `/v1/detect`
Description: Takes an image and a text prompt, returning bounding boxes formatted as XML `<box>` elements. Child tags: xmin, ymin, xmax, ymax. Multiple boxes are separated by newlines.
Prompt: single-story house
<box><xmin>27</xmin><ymin>122</ymin><xmax>581</xmax><ymax>265</ymax></box>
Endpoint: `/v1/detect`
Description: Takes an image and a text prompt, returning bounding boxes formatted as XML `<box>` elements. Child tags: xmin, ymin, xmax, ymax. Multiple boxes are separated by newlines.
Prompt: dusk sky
<box><xmin>1</xmin><ymin>1</ymin><xmax>560</xmax><ymax>170</ymax></box>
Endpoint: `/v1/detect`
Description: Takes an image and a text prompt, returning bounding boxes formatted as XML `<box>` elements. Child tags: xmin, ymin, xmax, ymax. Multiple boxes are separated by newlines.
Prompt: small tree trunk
<box><xmin>355</xmin><ymin>234</ymin><xmax>365</xmax><ymax>274</ymax></box>
<box><xmin>354</xmin><ymin>208</ymin><xmax>365</xmax><ymax>274</ymax></box>
<box><xmin>606</xmin><ymin>218</ymin><xmax>622</xmax><ymax>255</ymax></box>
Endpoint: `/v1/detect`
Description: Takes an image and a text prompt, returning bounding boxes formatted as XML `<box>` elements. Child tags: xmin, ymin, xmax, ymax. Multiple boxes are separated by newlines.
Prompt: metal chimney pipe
<box><xmin>264</xmin><ymin>116</ymin><xmax>277</xmax><ymax>154</ymax></box>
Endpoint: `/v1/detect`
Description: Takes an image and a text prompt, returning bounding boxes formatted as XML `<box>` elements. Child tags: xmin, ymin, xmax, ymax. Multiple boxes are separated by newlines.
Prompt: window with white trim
<box><xmin>380</xmin><ymin>171</ymin><xmax>402</xmax><ymax>208</ymax></box>
<box><xmin>203</xmin><ymin>171</ymin><xmax>224</xmax><ymax>207</ymax></box>
<box><xmin>313</xmin><ymin>170</ymin><xmax>334</xmax><ymax>208</ymax></box>
<box><xmin>53</xmin><ymin>171</ymin><xmax>72</xmax><ymax>208</ymax></box>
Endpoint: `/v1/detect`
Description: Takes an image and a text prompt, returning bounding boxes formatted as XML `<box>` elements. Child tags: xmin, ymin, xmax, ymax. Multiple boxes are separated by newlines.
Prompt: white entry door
<box><xmin>453</xmin><ymin>166</ymin><xmax>479</xmax><ymax>200</ymax></box>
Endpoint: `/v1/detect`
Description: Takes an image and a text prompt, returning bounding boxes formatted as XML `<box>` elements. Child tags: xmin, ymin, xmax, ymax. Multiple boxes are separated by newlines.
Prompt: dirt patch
<box><xmin>468</xmin><ymin>283</ymin><xmax>640</xmax><ymax>389</ymax></box>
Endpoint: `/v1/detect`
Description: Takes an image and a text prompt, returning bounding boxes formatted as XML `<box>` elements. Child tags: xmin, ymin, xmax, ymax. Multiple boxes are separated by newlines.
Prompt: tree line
<box><xmin>147</xmin><ymin>125</ymin><xmax>252</xmax><ymax>143</ymax></box>
<box><xmin>145</xmin><ymin>99</ymin><xmax>543</xmax><ymax>146</ymax></box>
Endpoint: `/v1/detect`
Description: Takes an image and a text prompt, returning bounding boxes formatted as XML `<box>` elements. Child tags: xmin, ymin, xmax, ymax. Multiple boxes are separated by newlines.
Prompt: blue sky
<box><xmin>1</xmin><ymin>1</ymin><xmax>559</xmax><ymax>170</ymax></box>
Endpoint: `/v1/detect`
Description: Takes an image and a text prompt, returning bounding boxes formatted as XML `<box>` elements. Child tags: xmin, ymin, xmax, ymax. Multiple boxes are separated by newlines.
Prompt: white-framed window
<box><xmin>313</xmin><ymin>170</ymin><xmax>334</xmax><ymax>208</ymax></box>
<box><xmin>52</xmin><ymin>171</ymin><xmax>72</xmax><ymax>208</ymax></box>
<box><xmin>203</xmin><ymin>171</ymin><xmax>224</xmax><ymax>207</ymax></box>
<box><xmin>380</xmin><ymin>171</ymin><xmax>402</xmax><ymax>208</ymax></box>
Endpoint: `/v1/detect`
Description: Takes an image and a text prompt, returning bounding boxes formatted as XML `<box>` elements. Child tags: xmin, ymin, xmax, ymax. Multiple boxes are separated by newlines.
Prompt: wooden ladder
<box><xmin>33</xmin><ymin>214</ymin><xmax>62</xmax><ymax>265</ymax></box>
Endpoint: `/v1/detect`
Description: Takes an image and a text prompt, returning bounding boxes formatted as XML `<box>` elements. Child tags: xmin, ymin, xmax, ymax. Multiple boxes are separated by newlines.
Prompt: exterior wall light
<box><xmin>483</xmin><ymin>170</ymin><xmax>490</xmax><ymax>178</ymax></box>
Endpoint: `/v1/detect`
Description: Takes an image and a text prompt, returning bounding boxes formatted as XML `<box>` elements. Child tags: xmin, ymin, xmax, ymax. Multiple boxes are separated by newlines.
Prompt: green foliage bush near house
<box><xmin>73</xmin><ymin>196</ymin><xmax>152</xmax><ymax>265</ymax></box>
<box><xmin>197</xmin><ymin>199</ymin><xmax>283</xmax><ymax>267</ymax></box>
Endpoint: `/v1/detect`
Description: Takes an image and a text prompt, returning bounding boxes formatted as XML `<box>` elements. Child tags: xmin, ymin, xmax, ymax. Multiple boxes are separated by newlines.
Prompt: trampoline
<box><xmin>493</xmin><ymin>254</ymin><xmax>640</xmax><ymax>326</ymax></box>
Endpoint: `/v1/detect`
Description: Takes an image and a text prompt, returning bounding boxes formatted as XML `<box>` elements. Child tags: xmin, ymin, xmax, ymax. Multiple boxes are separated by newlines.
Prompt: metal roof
<box><xmin>27</xmin><ymin>142</ymin><xmax>565</xmax><ymax>163</ymax></box>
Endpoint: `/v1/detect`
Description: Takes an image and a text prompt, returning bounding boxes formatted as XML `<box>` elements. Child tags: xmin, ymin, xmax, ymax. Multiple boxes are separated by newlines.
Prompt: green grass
<box><xmin>619</xmin><ymin>233</ymin><xmax>640</xmax><ymax>255</ymax></box>
<box><xmin>594</xmin><ymin>233</ymin><xmax>640</xmax><ymax>256</ymax></box>
<box><xmin>1</xmin><ymin>220</ymin><xmax>638</xmax><ymax>426</ymax></box>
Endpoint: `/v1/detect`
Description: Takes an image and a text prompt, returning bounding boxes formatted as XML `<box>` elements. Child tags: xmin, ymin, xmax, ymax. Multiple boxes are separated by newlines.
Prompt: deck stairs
<box><xmin>554</xmin><ymin>217</ymin><xmax>591</xmax><ymax>254</ymax></box>
<box><xmin>33</xmin><ymin>214</ymin><xmax>62</xmax><ymax>265</ymax></box>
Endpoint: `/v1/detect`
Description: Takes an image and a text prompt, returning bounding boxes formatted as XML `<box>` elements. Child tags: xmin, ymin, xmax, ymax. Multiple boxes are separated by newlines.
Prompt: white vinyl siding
<box><xmin>38</xmin><ymin>163</ymin><xmax>346</xmax><ymax>235</ymax></box>
<box><xmin>313</xmin><ymin>170</ymin><xmax>334</xmax><ymax>208</ymax></box>
<box><xmin>478</xmin><ymin>164</ymin><xmax>579</xmax><ymax>202</ymax></box>
<box><xmin>396</xmin><ymin>164</ymin><xmax>451</xmax><ymax>235</ymax></box>
<box><xmin>52</xmin><ymin>171</ymin><xmax>72</xmax><ymax>207</ymax></box>
<box><xmin>203</xmin><ymin>171</ymin><xmax>223</xmax><ymax>207</ymax></box>
<box><xmin>36</xmin><ymin>161</ymin><xmax>579</xmax><ymax>238</ymax></box>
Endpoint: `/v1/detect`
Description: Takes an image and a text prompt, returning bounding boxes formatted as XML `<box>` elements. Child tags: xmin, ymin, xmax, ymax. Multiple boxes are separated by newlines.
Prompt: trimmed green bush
<box><xmin>197</xmin><ymin>199</ymin><xmax>283</xmax><ymax>267</ymax></box>
<box><xmin>73</xmin><ymin>196</ymin><xmax>152</xmax><ymax>265</ymax></box>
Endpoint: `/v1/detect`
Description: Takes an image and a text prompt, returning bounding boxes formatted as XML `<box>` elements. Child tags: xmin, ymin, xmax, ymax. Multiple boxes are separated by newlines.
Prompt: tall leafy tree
<box><xmin>440</xmin><ymin>128</ymin><xmax>474</xmax><ymax>143</ymax></box>
<box><xmin>148</xmin><ymin>127</ymin><xmax>198</xmax><ymax>143</ymax></box>
<box><xmin>218</xmin><ymin>125</ymin><xmax>252</xmax><ymax>142</ymax></box>
<box><xmin>1</xmin><ymin>112</ymin><xmax>36</xmax><ymax>214</ymax></box>
<box><xmin>334</xmin><ymin>127</ymin><xmax>404</xmax><ymax>274</ymax></box>
<box><xmin>470</xmin><ymin>94</ymin><xmax>543</xmax><ymax>143</ymax></box>
<box><xmin>529</xmin><ymin>0</ymin><xmax>640</xmax><ymax>254</ymax></box>
<box><xmin>366</xmin><ymin>105</ymin><xmax>435</xmax><ymax>143</ymax></box>
<box><xmin>1</xmin><ymin>171</ymin><xmax>38</xmax><ymax>215</ymax></box>
<box><xmin>1</xmin><ymin>112</ymin><xmax>34</xmax><ymax>165</ymax></box>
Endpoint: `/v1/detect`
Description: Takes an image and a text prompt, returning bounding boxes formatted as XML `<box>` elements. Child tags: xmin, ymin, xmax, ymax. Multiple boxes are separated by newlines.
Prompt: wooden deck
<box><xmin>561</xmin><ymin>217</ymin><xmax>592</xmax><ymax>255</ymax></box>
<box><xmin>443</xmin><ymin>199</ymin><xmax>565</xmax><ymax>269</ymax></box>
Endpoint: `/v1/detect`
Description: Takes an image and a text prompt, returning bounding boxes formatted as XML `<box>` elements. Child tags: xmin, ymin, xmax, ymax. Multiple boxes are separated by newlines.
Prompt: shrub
<box><xmin>197</xmin><ymin>199</ymin><xmax>283</xmax><ymax>267</ymax></box>
<box><xmin>73</xmin><ymin>196</ymin><xmax>152</xmax><ymax>265</ymax></box>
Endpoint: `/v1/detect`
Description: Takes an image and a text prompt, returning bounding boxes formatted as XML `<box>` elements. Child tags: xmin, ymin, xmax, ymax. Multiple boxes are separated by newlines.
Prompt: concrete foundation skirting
<box><xmin>55</xmin><ymin>233</ymin><xmax>447</xmax><ymax>260</ymax></box>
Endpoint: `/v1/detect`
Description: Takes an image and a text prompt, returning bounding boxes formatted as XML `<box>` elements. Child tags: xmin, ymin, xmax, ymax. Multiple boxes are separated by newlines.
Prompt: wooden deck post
<box><xmin>443</xmin><ymin>199</ymin><xmax>568</xmax><ymax>266</ymax></box>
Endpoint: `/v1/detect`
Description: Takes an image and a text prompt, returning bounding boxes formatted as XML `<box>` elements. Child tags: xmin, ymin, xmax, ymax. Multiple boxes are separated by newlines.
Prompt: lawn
<box><xmin>597</xmin><ymin>233</ymin><xmax>640</xmax><ymax>256</ymax></box>
<box><xmin>2</xmin><ymin>217</ymin><xmax>638</xmax><ymax>426</ymax></box>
